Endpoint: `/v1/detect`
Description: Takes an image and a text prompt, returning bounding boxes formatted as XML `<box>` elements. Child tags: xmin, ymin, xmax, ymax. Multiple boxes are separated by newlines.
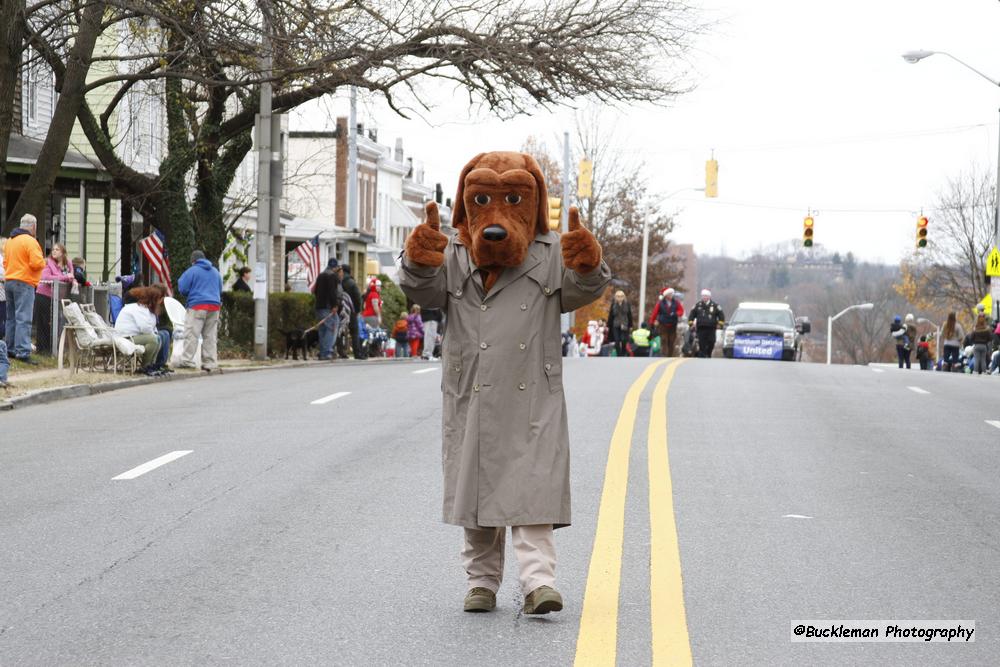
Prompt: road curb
<box><xmin>0</xmin><ymin>356</ymin><xmax>425</xmax><ymax>411</ymax></box>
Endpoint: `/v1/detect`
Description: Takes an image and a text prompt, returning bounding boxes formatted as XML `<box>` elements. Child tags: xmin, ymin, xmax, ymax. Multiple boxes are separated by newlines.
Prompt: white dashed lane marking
<box><xmin>413</xmin><ymin>367</ymin><xmax>439</xmax><ymax>374</ymax></box>
<box><xmin>906</xmin><ymin>386</ymin><xmax>930</xmax><ymax>395</ymax></box>
<box><xmin>986</xmin><ymin>420</ymin><xmax>1000</xmax><ymax>430</ymax></box>
<box><xmin>311</xmin><ymin>391</ymin><xmax>351</xmax><ymax>405</ymax></box>
<box><xmin>113</xmin><ymin>451</ymin><xmax>193</xmax><ymax>480</ymax></box>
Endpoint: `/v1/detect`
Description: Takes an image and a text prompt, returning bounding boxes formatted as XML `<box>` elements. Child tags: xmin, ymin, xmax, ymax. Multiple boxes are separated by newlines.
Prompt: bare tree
<box><xmin>16</xmin><ymin>0</ymin><xmax>703</xmax><ymax>278</ymax></box>
<box><xmin>522</xmin><ymin>116</ymin><xmax>684</xmax><ymax>321</ymax></box>
<box><xmin>896</xmin><ymin>167</ymin><xmax>994</xmax><ymax>314</ymax></box>
<box><xmin>0</xmin><ymin>0</ymin><xmax>26</xmax><ymax>207</ymax></box>
<box><xmin>823</xmin><ymin>266</ymin><xmax>911</xmax><ymax>365</ymax></box>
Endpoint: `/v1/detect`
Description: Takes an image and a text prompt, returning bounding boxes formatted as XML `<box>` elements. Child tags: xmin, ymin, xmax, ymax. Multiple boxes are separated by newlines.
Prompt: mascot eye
<box><xmin>505</xmin><ymin>194</ymin><xmax>522</xmax><ymax>205</ymax></box>
<box><xmin>474</xmin><ymin>194</ymin><xmax>491</xmax><ymax>206</ymax></box>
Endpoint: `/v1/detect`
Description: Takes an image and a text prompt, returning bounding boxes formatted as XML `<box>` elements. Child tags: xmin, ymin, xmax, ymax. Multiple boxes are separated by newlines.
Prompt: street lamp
<box><xmin>639</xmin><ymin>187</ymin><xmax>705</xmax><ymax>324</ymax></box>
<box><xmin>917</xmin><ymin>317</ymin><xmax>941</xmax><ymax>363</ymax></box>
<box><xmin>826</xmin><ymin>302</ymin><xmax>874</xmax><ymax>365</ymax></box>
<box><xmin>903</xmin><ymin>49</ymin><xmax>1000</xmax><ymax>316</ymax></box>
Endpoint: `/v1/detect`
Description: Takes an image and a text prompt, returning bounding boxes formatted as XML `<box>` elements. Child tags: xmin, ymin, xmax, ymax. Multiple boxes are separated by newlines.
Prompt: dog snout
<box><xmin>482</xmin><ymin>225</ymin><xmax>508</xmax><ymax>241</ymax></box>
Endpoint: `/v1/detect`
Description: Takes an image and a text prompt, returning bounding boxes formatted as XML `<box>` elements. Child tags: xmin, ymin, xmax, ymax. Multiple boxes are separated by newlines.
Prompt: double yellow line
<box><xmin>574</xmin><ymin>359</ymin><xmax>691</xmax><ymax>667</ymax></box>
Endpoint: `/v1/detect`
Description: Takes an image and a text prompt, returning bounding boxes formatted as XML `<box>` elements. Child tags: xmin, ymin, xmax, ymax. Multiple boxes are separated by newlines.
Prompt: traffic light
<box><xmin>548</xmin><ymin>196</ymin><xmax>562</xmax><ymax>231</ymax></box>
<box><xmin>802</xmin><ymin>216</ymin><xmax>814</xmax><ymax>247</ymax></box>
<box><xmin>705</xmin><ymin>159</ymin><xmax>718</xmax><ymax>198</ymax></box>
<box><xmin>916</xmin><ymin>215</ymin><xmax>928</xmax><ymax>248</ymax></box>
<box><xmin>577</xmin><ymin>159</ymin><xmax>593</xmax><ymax>199</ymax></box>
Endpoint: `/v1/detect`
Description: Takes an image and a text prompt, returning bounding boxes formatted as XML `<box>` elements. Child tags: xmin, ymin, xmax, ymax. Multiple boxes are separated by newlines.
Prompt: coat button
<box><xmin>481</xmin><ymin>304</ymin><xmax>487</xmax><ymax>311</ymax></box>
<box><xmin>519</xmin><ymin>343</ymin><xmax>526</xmax><ymax>350</ymax></box>
<box><xmin>545</xmin><ymin>362</ymin><xmax>552</xmax><ymax>371</ymax></box>
<box><xmin>520</xmin><ymin>303</ymin><xmax>527</xmax><ymax>310</ymax></box>
<box><xmin>518</xmin><ymin>382</ymin><xmax>526</xmax><ymax>390</ymax></box>
<box><xmin>453</xmin><ymin>365</ymin><xmax>461</xmax><ymax>372</ymax></box>
<box><xmin>480</xmin><ymin>342</ymin><xmax>488</xmax><ymax>349</ymax></box>
<box><xmin>456</xmin><ymin>289</ymin><xmax>463</xmax><ymax>297</ymax></box>
<box><xmin>543</xmin><ymin>287</ymin><xmax>551</xmax><ymax>295</ymax></box>
<box><xmin>474</xmin><ymin>384</ymin><xmax>480</xmax><ymax>392</ymax></box>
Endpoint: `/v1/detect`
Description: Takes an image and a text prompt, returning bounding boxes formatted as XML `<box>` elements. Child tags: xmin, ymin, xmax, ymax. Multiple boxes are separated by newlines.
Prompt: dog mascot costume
<box><xmin>400</xmin><ymin>152</ymin><xmax>610</xmax><ymax>614</ymax></box>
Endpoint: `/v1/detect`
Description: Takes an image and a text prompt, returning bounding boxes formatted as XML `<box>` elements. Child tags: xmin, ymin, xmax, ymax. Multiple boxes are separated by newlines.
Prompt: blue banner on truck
<box><xmin>733</xmin><ymin>334</ymin><xmax>783</xmax><ymax>360</ymax></box>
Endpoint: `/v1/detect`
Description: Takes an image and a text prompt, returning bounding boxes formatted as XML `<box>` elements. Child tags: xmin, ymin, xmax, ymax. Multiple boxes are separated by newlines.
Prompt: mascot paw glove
<box><xmin>560</xmin><ymin>207</ymin><xmax>602</xmax><ymax>274</ymax></box>
<box><xmin>405</xmin><ymin>202</ymin><xmax>448</xmax><ymax>267</ymax></box>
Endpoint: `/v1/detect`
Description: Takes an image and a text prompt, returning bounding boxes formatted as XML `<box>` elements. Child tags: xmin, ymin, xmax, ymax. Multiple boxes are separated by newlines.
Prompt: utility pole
<box><xmin>561</xmin><ymin>131</ymin><xmax>571</xmax><ymax>334</ymax></box>
<box><xmin>253</xmin><ymin>0</ymin><xmax>273</xmax><ymax>361</ymax></box>
<box><xmin>993</xmin><ymin>106</ymin><xmax>1000</xmax><ymax>317</ymax></box>
<box><xmin>348</xmin><ymin>87</ymin><xmax>358</xmax><ymax>233</ymax></box>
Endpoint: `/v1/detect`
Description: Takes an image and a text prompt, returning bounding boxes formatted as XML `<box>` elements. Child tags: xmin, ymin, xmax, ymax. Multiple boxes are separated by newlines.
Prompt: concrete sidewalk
<box><xmin>0</xmin><ymin>355</ymin><xmax>420</xmax><ymax>411</ymax></box>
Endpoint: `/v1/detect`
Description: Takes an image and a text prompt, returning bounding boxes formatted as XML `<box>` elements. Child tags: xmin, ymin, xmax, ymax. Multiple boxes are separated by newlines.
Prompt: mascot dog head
<box><xmin>452</xmin><ymin>152</ymin><xmax>549</xmax><ymax>269</ymax></box>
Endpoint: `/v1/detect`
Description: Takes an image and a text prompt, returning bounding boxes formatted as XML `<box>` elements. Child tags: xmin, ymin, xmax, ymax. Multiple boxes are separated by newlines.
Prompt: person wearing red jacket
<box><xmin>648</xmin><ymin>287</ymin><xmax>684</xmax><ymax>357</ymax></box>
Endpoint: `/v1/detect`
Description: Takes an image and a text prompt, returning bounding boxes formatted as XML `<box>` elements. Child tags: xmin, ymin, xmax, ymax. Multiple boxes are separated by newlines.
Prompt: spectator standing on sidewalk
<box><xmin>0</xmin><ymin>237</ymin><xmax>7</xmax><ymax>331</ymax></box>
<box><xmin>407</xmin><ymin>305</ymin><xmax>424</xmax><ymax>358</ymax></box>
<box><xmin>177</xmin><ymin>250</ymin><xmax>223</xmax><ymax>372</ymax></box>
<box><xmin>391</xmin><ymin>311</ymin><xmax>409</xmax><ymax>357</ymax></box>
<box><xmin>232</xmin><ymin>267</ymin><xmax>252</xmax><ymax>293</ymax></box>
<box><xmin>362</xmin><ymin>278</ymin><xmax>383</xmax><ymax>329</ymax></box>
<box><xmin>970</xmin><ymin>314</ymin><xmax>991</xmax><ymax>375</ymax></box>
<box><xmin>3</xmin><ymin>214</ymin><xmax>46</xmax><ymax>364</ymax></box>
<box><xmin>339</xmin><ymin>266</ymin><xmax>363</xmax><ymax>359</ymax></box>
<box><xmin>606</xmin><ymin>290</ymin><xmax>634</xmax><ymax>358</ymax></box>
<box><xmin>421</xmin><ymin>306</ymin><xmax>443</xmax><ymax>360</ymax></box>
<box><xmin>940</xmin><ymin>312</ymin><xmax>964</xmax><ymax>372</ymax></box>
<box><xmin>313</xmin><ymin>259</ymin><xmax>343</xmax><ymax>361</ymax></box>
<box><xmin>648</xmin><ymin>287</ymin><xmax>683</xmax><ymax>357</ymax></box>
<box><xmin>36</xmin><ymin>243</ymin><xmax>76</xmax><ymax>355</ymax></box>
<box><xmin>0</xmin><ymin>338</ymin><xmax>9</xmax><ymax>388</ymax></box>
<box><xmin>72</xmin><ymin>257</ymin><xmax>89</xmax><ymax>286</ymax></box>
<box><xmin>890</xmin><ymin>315</ymin><xmax>911</xmax><ymax>369</ymax></box>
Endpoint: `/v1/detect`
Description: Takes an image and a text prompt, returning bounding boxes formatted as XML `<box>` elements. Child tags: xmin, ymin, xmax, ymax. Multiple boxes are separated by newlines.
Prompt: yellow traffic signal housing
<box><xmin>803</xmin><ymin>216</ymin><xmax>814</xmax><ymax>247</ymax></box>
<box><xmin>548</xmin><ymin>196</ymin><xmax>562</xmax><ymax>231</ymax></box>
<box><xmin>578</xmin><ymin>159</ymin><xmax>593</xmax><ymax>199</ymax></box>
<box><xmin>705</xmin><ymin>159</ymin><xmax>718</xmax><ymax>198</ymax></box>
<box><xmin>916</xmin><ymin>216</ymin><xmax>928</xmax><ymax>248</ymax></box>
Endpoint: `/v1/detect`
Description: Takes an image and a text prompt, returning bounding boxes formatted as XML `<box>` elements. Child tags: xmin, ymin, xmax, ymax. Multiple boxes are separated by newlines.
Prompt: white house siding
<box><xmin>285</xmin><ymin>135</ymin><xmax>338</xmax><ymax>224</ymax></box>
<box><xmin>20</xmin><ymin>48</ymin><xmax>55</xmax><ymax>141</ymax></box>
<box><xmin>64</xmin><ymin>198</ymin><xmax>120</xmax><ymax>277</ymax></box>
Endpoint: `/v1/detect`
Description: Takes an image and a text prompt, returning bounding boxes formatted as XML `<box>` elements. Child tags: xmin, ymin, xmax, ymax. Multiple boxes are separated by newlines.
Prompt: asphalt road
<box><xmin>0</xmin><ymin>358</ymin><xmax>997</xmax><ymax>665</ymax></box>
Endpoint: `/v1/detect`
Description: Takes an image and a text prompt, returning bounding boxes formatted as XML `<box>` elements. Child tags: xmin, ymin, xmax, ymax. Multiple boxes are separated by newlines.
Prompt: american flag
<box><xmin>138</xmin><ymin>228</ymin><xmax>173</xmax><ymax>296</ymax></box>
<box><xmin>294</xmin><ymin>234</ymin><xmax>321</xmax><ymax>290</ymax></box>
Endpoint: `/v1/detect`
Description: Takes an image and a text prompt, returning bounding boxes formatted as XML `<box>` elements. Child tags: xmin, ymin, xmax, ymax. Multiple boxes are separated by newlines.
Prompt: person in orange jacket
<box><xmin>3</xmin><ymin>214</ymin><xmax>46</xmax><ymax>363</ymax></box>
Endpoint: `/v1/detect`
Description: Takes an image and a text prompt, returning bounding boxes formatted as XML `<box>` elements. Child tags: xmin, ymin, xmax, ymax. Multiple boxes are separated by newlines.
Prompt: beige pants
<box><xmin>462</xmin><ymin>524</ymin><xmax>556</xmax><ymax>595</ymax></box>
<box><xmin>181</xmin><ymin>309</ymin><xmax>219</xmax><ymax>369</ymax></box>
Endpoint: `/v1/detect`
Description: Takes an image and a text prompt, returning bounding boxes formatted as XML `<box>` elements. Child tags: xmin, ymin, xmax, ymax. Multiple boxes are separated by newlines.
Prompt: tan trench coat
<box><xmin>400</xmin><ymin>231</ymin><xmax>611</xmax><ymax>529</ymax></box>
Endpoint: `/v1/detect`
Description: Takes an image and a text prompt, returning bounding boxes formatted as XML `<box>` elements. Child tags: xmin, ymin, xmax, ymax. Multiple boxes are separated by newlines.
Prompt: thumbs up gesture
<box><xmin>561</xmin><ymin>206</ymin><xmax>602</xmax><ymax>274</ymax></box>
<box><xmin>405</xmin><ymin>202</ymin><xmax>449</xmax><ymax>267</ymax></box>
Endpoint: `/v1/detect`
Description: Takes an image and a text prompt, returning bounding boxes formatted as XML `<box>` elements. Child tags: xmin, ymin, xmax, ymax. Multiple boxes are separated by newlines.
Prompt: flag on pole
<box><xmin>138</xmin><ymin>228</ymin><xmax>173</xmax><ymax>296</ymax></box>
<box><xmin>293</xmin><ymin>234</ymin><xmax>322</xmax><ymax>290</ymax></box>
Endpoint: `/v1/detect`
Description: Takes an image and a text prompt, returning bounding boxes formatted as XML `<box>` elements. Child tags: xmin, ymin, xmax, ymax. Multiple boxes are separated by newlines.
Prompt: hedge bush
<box><xmin>219</xmin><ymin>291</ymin><xmax>316</xmax><ymax>357</ymax></box>
<box><xmin>378</xmin><ymin>273</ymin><xmax>408</xmax><ymax>329</ymax></box>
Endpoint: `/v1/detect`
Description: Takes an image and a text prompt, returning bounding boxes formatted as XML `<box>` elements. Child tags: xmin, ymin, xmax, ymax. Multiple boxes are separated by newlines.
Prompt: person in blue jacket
<box><xmin>177</xmin><ymin>250</ymin><xmax>223</xmax><ymax>372</ymax></box>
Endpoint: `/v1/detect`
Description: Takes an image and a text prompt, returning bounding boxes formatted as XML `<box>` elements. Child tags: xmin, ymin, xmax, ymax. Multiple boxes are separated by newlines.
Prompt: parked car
<box><xmin>722</xmin><ymin>302</ymin><xmax>810</xmax><ymax>361</ymax></box>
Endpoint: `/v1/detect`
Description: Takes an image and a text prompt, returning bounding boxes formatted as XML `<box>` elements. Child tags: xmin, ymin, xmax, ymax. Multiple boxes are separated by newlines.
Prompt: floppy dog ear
<box><xmin>450</xmin><ymin>153</ymin><xmax>486</xmax><ymax>234</ymax></box>
<box><xmin>522</xmin><ymin>153</ymin><xmax>550</xmax><ymax>237</ymax></box>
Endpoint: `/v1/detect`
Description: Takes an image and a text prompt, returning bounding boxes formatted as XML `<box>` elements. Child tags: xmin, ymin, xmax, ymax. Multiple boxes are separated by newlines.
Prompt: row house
<box><xmin>281</xmin><ymin>115</ymin><xmax>446</xmax><ymax>290</ymax></box>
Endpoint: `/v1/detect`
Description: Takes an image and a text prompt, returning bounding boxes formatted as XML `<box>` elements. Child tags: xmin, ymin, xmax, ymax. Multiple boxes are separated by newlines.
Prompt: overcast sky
<box><xmin>291</xmin><ymin>0</ymin><xmax>1000</xmax><ymax>265</ymax></box>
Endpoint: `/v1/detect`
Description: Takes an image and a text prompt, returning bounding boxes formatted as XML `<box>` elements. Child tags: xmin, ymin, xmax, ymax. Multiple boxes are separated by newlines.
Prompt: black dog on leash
<box><xmin>284</xmin><ymin>328</ymin><xmax>319</xmax><ymax>360</ymax></box>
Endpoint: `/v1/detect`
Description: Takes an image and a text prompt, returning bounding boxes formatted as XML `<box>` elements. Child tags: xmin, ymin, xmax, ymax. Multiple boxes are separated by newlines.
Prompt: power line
<box><xmin>669</xmin><ymin>197</ymin><xmax>918</xmax><ymax>215</ymax></box>
<box><xmin>621</xmin><ymin>122</ymin><xmax>992</xmax><ymax>155</ymax></box>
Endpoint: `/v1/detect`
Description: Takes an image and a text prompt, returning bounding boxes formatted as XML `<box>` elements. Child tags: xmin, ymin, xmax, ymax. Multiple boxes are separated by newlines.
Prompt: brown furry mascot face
<box><xmin>451</xmin><ymin>152</ymin><xmax>550</xmax><ymax>270</ymax></box>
